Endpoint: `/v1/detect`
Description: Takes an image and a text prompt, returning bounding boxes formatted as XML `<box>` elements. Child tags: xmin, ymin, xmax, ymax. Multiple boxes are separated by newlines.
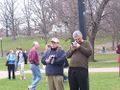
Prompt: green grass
<box><xmin>89</xmin><ymin>62</ymin><xmax>118</xmax><ymax>68</ymax></box>
<box><xmin>95</xmin><ymin>54</ymin><xmax>118</xmax><ymax>61</ymax></box>
<box><xmin>0</xmin><ymin>73</ymin><xmax>120</xmax><ymax>90</ymax></box>
<box><xmin>95</xmin><ymin>35</ymin><xmax>112</xmax><ymax>45</ymax></box>
<box><xmin>0</xmin><ymin>57</ymin><xmax>7</xmax><ymax>71</ymax></box>
<box><xmin>0</xmin><ymin>74</ymin><xmax>69</xmax><ymax>90</ymax></box>
<box><xmin>90</xmin><ymin>73</ymin><xmax>120</xmax><ymax>90</ymax></box>
<box><xmin>1</xmin><ymin>37</ymin><xmax>70</xmax><ymax>53</ymax></box>
<box><xmin>1</xmin><ymin>35</ymin><xmax>114</xmax><ymax>53</ymax></box>
<box><xmin>2</xmin><ymin>37</ymin><xmax>46</xmax><ymax>52</ymax></box>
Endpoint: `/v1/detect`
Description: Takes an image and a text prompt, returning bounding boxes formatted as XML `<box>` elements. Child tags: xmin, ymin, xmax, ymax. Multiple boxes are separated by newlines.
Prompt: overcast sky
<box><xmin>0</xmin><ymin>0</ymin><xmax>26</xmax><ymax>28</ymax></box>
<box><xmin>0</xmin><ymin>0</ymin><xmax>25</xmax><ymax>15</ymax></box>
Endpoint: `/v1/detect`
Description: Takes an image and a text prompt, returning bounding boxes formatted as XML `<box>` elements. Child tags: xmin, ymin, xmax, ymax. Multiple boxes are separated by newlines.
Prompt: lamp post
<box><xmin>78</xmin><ymin>0</ymin><xmax>86</xmax><ymax>40</ymax></box>
<box><xmin>78</xmin><ymin>0</ymin><xmax>89</xmax><ymax>90</ymax></box>
<box><xmin>0</xmin><ymin>37</ymin><xmax>3</xmax><ymax>57</ymax></box>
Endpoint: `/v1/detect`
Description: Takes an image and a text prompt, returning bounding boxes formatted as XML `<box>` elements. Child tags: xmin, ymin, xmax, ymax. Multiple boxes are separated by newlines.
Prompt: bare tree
<box><xmin>4</xmin><ymin>0</ymin><xmax>18</xmax><ymax>40</ymax></box>
<box><xmin>109</xmin><ymin>0</ymin><xmax>120</xmax><ymax>47</ymax></box>
<box><xmin>23</xmin><ymin>0</ymin><xmax>32</xmax><ymax>36</ymax></box>
<box><xmin>86</xmin><ymin>0</ymin><xmax>110</xmax><ymax>61</ymax></box>
<box><xmin>30</xmin><ymin>0</ymin><xmax>57</xmax><ymax>43</ymax></box>
<box><xmin>54</xmin><ymin>0</ymin><xmax>79</xmax><ymax>41</ymax></box>
<box><xmin>0</xmin><ymin>0</ymin><xmax>10</xmax><ymax>37</ymax></box>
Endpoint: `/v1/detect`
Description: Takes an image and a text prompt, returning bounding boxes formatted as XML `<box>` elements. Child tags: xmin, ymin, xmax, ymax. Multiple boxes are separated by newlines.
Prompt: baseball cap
<box><xmin>51</xmin><ymin>37</ymin><xmax>59</xmax><ymax>43</ymax></box>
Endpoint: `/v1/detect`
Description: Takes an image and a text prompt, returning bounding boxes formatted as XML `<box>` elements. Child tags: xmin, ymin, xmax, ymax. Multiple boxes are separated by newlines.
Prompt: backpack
<box><xmin>23</xmin><ymin>52</ymin><xmax>28</xmax><ymax>64</ymax></box>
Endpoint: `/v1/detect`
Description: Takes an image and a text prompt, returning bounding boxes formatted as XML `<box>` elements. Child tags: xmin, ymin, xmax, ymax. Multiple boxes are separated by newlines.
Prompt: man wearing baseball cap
<box><xmin>42</xmin><ymin>37</ymin><xmax>65</xmax><ymax>90</ymax></box>
<box><xmin>51</xmin><ymin>37</ymin><xmax>59</xmax><ymax>43</ymax></box>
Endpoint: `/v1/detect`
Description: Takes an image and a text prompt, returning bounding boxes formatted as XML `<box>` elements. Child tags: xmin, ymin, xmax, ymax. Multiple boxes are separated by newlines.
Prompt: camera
<box><xmin>50</xmin><ymin>55</ymin><xmax>55</xmax><ymax>59</ymax></box>
<box><xmin>72</xmin><ymin>41</ymin><xmax>80</xmax><ymax>47</ymax></box>
<box><xmin>49</xmin><ymin>55</ymin><xmax>55</xmax><ymax>64</ymax></box>
<box><xmin>72</xmin><ymin>41</ymin><xmax>78</xmax><ymax>46</ymax></box>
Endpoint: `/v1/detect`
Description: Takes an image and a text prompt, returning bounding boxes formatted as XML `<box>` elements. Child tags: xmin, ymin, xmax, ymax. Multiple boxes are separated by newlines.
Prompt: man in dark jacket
<box><xmin>67</xmin><ymin>31</ymin><xmax>92</xmax><ymax>90</ymax></box>
<box><xmin>41</xmin><ymin>37</ymin><xmax>65</xmax><ymax>90</ymax></box>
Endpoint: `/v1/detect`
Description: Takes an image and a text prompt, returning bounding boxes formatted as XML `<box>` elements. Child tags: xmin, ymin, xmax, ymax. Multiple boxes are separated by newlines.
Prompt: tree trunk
<box><xmin>6</xmin><ymin>26</ymin><xmax>9</xmax><ymax>37</ymax></box>
<box><xmin>27</xmin><ymin>20</ymin><xmax>31</xmax><ymax>36</ymax></box>
<box><xmin>12</xmin><ymin>15</ymin><xmax>16</xmax><ymax>40</ymax></box>
<box><xmin>5</xmin><ymin>19</ymin><xmax>9</xmax><ymax>37</ymax></box>
<box><xmin>112</xmin><ymin>31</ymin><xmax>116</xmax><ymax>50</ymax></box>
<box><xmin>89</xmin><ymin>30</ymin><xmax>96</xmax><ymax>62</ymax></box>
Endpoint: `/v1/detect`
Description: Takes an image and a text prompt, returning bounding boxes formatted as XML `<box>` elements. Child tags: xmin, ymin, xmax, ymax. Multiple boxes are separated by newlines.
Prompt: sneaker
<box><xmin>28</xmin><ymin>86</ymin><xmax>32</xmax><ymax>90</ymax></box>
<box><xmin>28</xmin><ymin>86</ymin><xmax>36</xmax><ymax>90</ymax></box>
<box><xmin>23</xmin><ymin>77</ymin><xmax>26</xmax><ymax>80</ymax></box>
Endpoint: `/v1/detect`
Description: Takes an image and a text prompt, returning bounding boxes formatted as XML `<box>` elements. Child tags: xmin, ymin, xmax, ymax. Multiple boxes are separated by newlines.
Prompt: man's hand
<box><xmin>45</xmin><ymin>56</ymin><xmax>51</xmax><ymax>64</ymax></box>
<box><xmin>71</xmin><ymin>42</ymin><xmax>80</xmax><ymax>49</ymax></box>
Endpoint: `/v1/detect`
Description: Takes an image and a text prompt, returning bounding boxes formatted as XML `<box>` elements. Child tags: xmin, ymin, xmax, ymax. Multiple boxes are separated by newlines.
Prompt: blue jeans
<box><xmin>30</xmin><ymin>64</ymin><xmax>42</xmax><ymax>90</ymax></box>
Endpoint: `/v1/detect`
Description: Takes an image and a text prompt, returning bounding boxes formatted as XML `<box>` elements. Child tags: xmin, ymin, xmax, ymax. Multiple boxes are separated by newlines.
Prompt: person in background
<box><xmin>6</xmin><ymin>50</ymin><xmax>16</xmax><ymax>80</ymax></box>
<box><xmin>18</xmin><ymin>48</ymin><xmax>26</xmax><ymax>80</ymax></box>
<box><xmin>116</xmin><ymin>44</ymin><xmax>120</xmax><ymax>76</ymax></box>
<box><xmin>24</xmin><ymin>50</ymin><xmax>28</xmax><ymax>64</ymax></box>
<box><xmin>44</xmin><ymin>44</ymin><xmax>51</xmax><ymax>52</ymax></box>
<box><xmin>41</xmin><ymin>37</ymin><xmax>65</xmax><ymax>90</ymax></box>
<box><xmin>42</xmin><ymin>44</ymin><xmax>51</xmax><ymax>69</ymax></box>
<box><xmin>66</xmin><ymin>31</ymin><xmax>92</xmax><ymax>90</ymax></box>
<box><xmin>63</xmin><ymin>57</ymin><xmax>69</xmax><ymax>81</ymax></box>
<box><xmin>15</xmin><ymin>48</ymin><xmax>20</xmax><ymax>71</ymax></box>
<box><xmin>28</xmin><ymin>41</ymin><xmax>42</xmax><ymax>90</ymax></box>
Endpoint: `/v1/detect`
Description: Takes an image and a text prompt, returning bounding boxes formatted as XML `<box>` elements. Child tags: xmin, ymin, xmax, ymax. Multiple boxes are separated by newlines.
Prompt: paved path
<box><xmin>0</xmin><ymin>68</ymin><xmax>119</xmax><ymax>79</ymax></box>
<box><xmin>89</xmin><ymin>67</ymin><xmax>119</xmax><ymax>72</ymax></box>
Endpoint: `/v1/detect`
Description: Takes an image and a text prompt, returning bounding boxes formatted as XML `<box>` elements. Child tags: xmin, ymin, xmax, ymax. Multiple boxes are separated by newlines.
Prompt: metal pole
<box><xmin>78</xmin><ymin>0</ymin><xmax>89</xmax><ymax>90</ymax></box>
<box><xmin>0</xmin><ymin>39</ymin><xmax>3</xmax><ymax>57</ymax></box>
<box><xmin>78</xmin><ymin>0</ymin><xmax>86</xmax><ymax>40</ymax></box>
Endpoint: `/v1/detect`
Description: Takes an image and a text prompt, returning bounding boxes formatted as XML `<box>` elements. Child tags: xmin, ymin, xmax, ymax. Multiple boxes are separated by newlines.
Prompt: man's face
<box><xmin>51</xmin><ymin>41</ymin><xmax>59</xmax><ymax>48</ymax></box>
<box><xmin>74</xmin><ymin>36</ymin><xmax>83</xmax><ymax>44</ymax></box>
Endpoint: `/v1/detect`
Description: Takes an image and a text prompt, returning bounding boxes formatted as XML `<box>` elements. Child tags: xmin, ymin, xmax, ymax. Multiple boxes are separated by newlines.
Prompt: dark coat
<box><xmin>41</xmin><ymin>47</ymin><xmax>65</xmax><ymax>76</ymax></box>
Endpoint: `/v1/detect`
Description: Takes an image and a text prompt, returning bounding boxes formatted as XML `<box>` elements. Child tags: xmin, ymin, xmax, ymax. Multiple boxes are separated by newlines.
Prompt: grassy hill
<box><xmin>1</xmin><ymin>37</ymin><xmax>70</xmax><ymax>54</ymax></box>
<box><xmin>0</xmin><ymin>36</ymin><xmax>117</xmax><ymax>61</ymax></box>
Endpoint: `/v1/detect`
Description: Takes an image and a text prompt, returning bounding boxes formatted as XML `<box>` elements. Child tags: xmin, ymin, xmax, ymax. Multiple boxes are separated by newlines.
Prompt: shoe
<box><xmin>28</xmin><ymin>86</ymin><xmax>36</xmax><ymax>90</ymax></box>
<box><xmin>28</xmin><ymin>86</ymin><xmax>32</xmax><ymax>90</ymax></box>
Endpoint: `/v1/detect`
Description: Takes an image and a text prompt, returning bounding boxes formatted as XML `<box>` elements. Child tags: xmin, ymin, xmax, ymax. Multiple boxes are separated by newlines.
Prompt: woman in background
<box><xmin>18</xmin><ymin>48</ymin><xmax>26</xmax><ymax>80</ymax></box>
<box><xmin>6</xmin><ymin>50</ymin><xmax>16</xmax><ymax>79</ymax></box>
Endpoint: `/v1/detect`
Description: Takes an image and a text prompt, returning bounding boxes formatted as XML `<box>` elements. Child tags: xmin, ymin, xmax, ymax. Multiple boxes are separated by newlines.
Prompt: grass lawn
<box><xmin>89</xmin><ymin>53</ymin><xmax>118</xmax><ymax>68</ymax></box>
<box><xmin>0</xmin><ymin>74</ymin><xmax>69</xmax><ymax>90</ymax></box>
<box><xmin>1</xmin><ymin>37</ymin><xmax>70</xmax><ymax>53</ymax></box>
<box><xmin>90</xmin><ymin>73</ymin><xmax>120</xmax><ymax>90</ymax></box>
<box><xmin>89</xmin><ymin>62</ymin><xmax>118</xmax><ymax>68</ymax></box>
<box><xmin>95</xmin><ymin>35</ymin><xmax>112</xmax><ymax>45</ymax></box>
<box><xmin>1</xmin><ymin>36</ymin><xmax>114</xmax><ymax>54</ymax></box>
<box><xmin>95</xmin><ymin>54</ymin><xmax>118</xmax><ymax>61</ymax></box>
<box><xmin>0</xmin><ymin>73</ymin><xmax>120</xmax><ymax>90</ymax></box>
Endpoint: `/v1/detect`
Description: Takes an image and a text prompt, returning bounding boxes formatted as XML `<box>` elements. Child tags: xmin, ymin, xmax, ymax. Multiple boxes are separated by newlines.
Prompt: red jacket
<box><xmin>28</xmin><ymin>47</ymin><xmax>39</xmax><ymax>65</ymax></box>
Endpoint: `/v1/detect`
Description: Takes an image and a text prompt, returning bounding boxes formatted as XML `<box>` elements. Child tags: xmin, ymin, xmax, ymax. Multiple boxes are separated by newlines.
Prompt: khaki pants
<box><xmin>18</xmin><ymin>62</ymin><xmax>26</xmax><ymax>80</ymax></box>
<box><xmin>47</xmin><ymin>76</ymin><xmax>64</xmax><ymax>90</ymax></box>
